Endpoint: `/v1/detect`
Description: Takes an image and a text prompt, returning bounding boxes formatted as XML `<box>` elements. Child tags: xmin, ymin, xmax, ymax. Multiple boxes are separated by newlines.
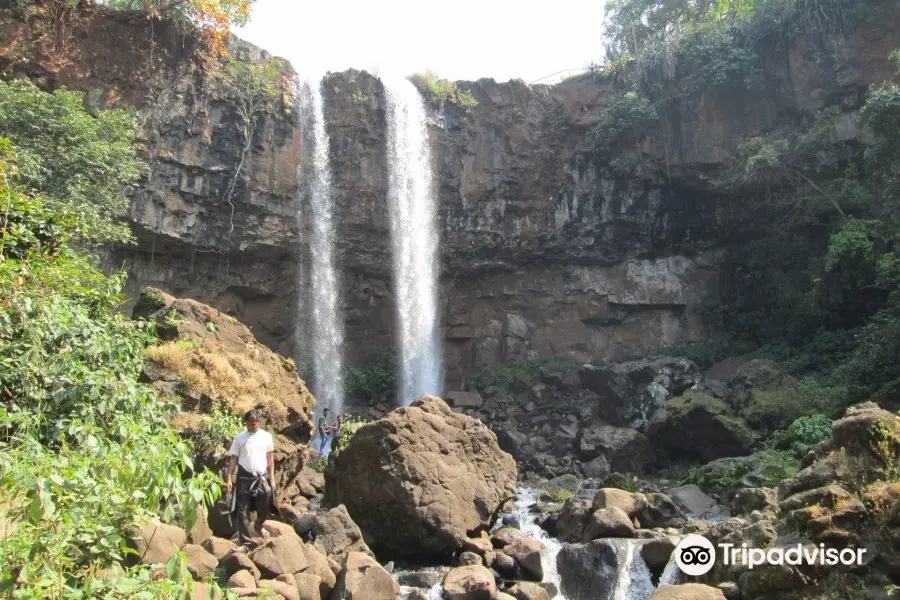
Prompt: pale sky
<box><xmin>234</xmin><ymin>0</ymin><xmax>607</xmax><ymax>84</ymax></box>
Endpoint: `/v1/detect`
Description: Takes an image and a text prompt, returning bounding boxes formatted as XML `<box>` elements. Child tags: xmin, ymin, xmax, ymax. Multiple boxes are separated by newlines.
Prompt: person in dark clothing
<box><xmin>316</xmin><ymin>408</ymin><xmax>332</xmax><ymax>455</ymax></box>
<box><xmin>225</xmin><ymin>409</ymin><xmax>277</xmax><ymax>551</ymax></box>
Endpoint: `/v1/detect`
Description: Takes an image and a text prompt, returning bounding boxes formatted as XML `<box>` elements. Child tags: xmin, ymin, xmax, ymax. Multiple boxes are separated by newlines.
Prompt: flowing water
<box><xmin>515</xmin><ymin>488</ymin><xmax>684</xmax><ymax>600</ymax></box>
<box><xmin>610</xmin><ymin>539</ymin><xmax>655</xmax><ymax>600</ymax></box>
<box><xmin>297</xmin><ymin>79</ymin><xmax>345</xmax><ymax>414</ymax></box>
<box><xmin>383</xmin><ymin>75</ymin><xmax>443</xmax><ymax>405</ymax></box>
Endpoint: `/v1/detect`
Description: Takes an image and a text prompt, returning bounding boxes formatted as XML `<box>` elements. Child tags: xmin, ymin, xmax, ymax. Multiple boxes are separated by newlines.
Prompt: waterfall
<box><xmin>383</xmin><ymin>75</ymin><xmax>443</xmax><ymax>405</ymax></box>
<box><xmin>610</xmin><ymin>539</ymin><xmax>655</xmax><ymax>600</ymax></box>
<box><xmin>297</xmin><ymin>78</ymin><xmax>345</xmax><ymax>414</ymax></box>
<box><xmin>516</xmin><ymin>488</ymin><xmax>566</xmax><ymax>599</ymax></box>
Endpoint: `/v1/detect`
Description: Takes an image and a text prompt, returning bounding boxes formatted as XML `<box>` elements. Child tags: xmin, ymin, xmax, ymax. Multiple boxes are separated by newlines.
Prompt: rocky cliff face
<box><xmin>3</xmin><ymin>5</ymin><xmax>899</xmax><ymax>390</ymax></box>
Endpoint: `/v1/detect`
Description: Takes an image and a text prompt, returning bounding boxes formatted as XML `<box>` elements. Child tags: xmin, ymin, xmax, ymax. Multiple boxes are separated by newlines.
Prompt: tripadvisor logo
<box><xmin>673</xmin><ymin>535</ymin><xmax>867</xmax><ymax>576</ymax></box>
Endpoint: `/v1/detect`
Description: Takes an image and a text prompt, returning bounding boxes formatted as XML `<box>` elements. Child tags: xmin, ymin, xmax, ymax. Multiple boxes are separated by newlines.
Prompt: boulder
<box><xmin>650</xmin><ymin>584</ymin><xmax>726</xmax><ymax>599</ymax></box>
<box><xmin>138</xmin><ymin>288</ymin><xmax>315</xmax><ymax>494</ymax></box>
<box><xmin>503</xmin><ymin>537</ymin><xmax>544</xmax><ymax>581</ymax></box>
<box><xmin>577</xmin><ymin>422</ymin><xmax>652</xmax><ymax>473</ymax></box>
<box><xmin>641</xmin><ymin>536</ymin><xmax>676</xmax><ymax>572</ymax></box>
<box><xmin>183</xmin><ymin>543</ymin><xmax>218</xmax><ymax>580</ymax></box>
<box><xmin>262</xmin><ymin>520</ymin><xmax>297</xmax><ymax>538</ymax></box>
<box><xmin>442</xmin><ymin>565</ymin><xmax>497</xmax><ymax>600</ymax></box>
<box><xmin>556</xmin><ymin>540</ymin><xmax>620</xmax><ymax>600</ymax></box>
<box><xmin>220</xmin><ymin>552</ymin><xmax>261</xmax><ymax>580</ymax></box>
<box><xmin>127</xmin><ymin>522</ymin><xmax>187</xmax><ymax>565</ymax></box>
<box><xmin>258</xmin><ymin>579</ymin><xmax>300</xmax><ymax>600</ymax></box>
<box><xmin>188</xmin><ymin>583</ymin><xmax>222</xmax><ymax>600</ymax></box>
<box><xmin>295</xmin><ymin>546</ymin><xmax>337</xmax><ymax>598</ymax></box>
<box><xmin>459</xmin><ymin>551</ymin><xmax>483</xmax><ymax>566</ymax></box>
<box><xmin>582</xmin><ymin>507</ymin><xmax>635</xmax><ymax>540</ymax></box>
<box><xmin>188</xmin><ymin>507</ymin><xmax>213</xmax><ymax>545</ymax></box>
<box><xmin>507</xmin><ymin>581</ymin><xmax>550</xmax><ymax>600</ymax></box>
<box><xmin>648</xmin><ymin>391</ymin><xmax>754</xmax><ymax>462</ymax></box>
<box><xmin>832</xmin><ymin>402</ymin><xmax>900</xmax><ymax>457</ymax></box>
<box><xmin>669</xmin><ymin>485</ymin><xmax>716</xmax><ymax>515</ymax></box>
<box><xmin>496</xmin><ymin>428</ymin><xmax>530</xmax><ymax>459</ymax></box>
<box><xmin>556</xmin><ymin>498</ymin><xmax>592</xmax><ymax>542</ymax></box>
<box><xmin>638</xmin><ymin>494</ymin><xmax>686</xmax><ymax>528</ymax></box>
<box><xmin>251</xmin><ymin>535</ymin><xmax>319</xmax><ymax>578</ymax></box>
<box><xmin>578</xmin><ymin>357</ymin><xmax>698</xmax><ymax>429</ymax></box>
<box><xmin>592</xmin><ymin>488</ymin><xmax>646</xmax><ymax>519</ymax></box>
<box><xmin>325</xmin><ymin>396</ymin><xmax>517</xmax><ymax>557</ymax></box>
<box><xmin>292</xmin><ymin>574</ymin><xmax>321</xmax><ymax>600</ymax></box>
<box><xmin>226</xmin><ymin>570</ymin><xmax>257</xmax><ymax>589</ymax></box>
<box><xmin>731</xmin><ymin>488</ymin><xmax>778</xmax><ymax>515</ymax></box>
<box><xmin>309</xmin><ymin>505</ymin><xmax>372</xmax><ymax>559</ymax></box>
<box><xmin>201</xmin><ymin>536</ymin><xmax>236</xmax><ymax>559</ymax></box>
<box><xmin>581</xmin><ymin>455</ymin><xmax>611</xmax><ymax>479</ymax></box>
<box><xmin>333</xmin><ymin>552</ymin><xmax>400</xmax><ymax>600</ymax></box>
<box><xmin>491</xmin><ymin>550</ymin><xmax>521</xmax><ymax>579</ymax></box>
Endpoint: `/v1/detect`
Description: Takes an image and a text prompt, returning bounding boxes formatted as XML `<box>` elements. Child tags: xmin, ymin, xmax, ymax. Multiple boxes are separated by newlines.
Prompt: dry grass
<box><xmin>144</xmin><ymin>340</ymin><xmax>281</xmax><ymax>415</ymax></box>
<box><xmin>834</xmin><ymin>496</ymin><xmax>860</xmax><ymax>513</ymax></box>
<box><xmin>805</xmin><ymin>504</ymin><xmax>830</xmax><ymax>519</ymax></box>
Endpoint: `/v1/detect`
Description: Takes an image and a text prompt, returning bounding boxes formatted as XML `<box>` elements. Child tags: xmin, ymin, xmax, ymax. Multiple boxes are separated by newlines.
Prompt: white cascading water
<box><xmin>298</xmin><ymin>79</ymin><xmax>345</xmax><ymax>415</ymax></box>
<box><xmin>609</xmin><ymin>539</ymin><xmax>655</xmax><ymax>600</ymax></box>
<box><xmin>383</xmin><ymin>75</ymin><xmax>443</xmax><ymax>405</ymax></box>
<box><xmin>516</xmin><ymin>488</ymin><xmax>566</xmax><ymax>599</ymax></box>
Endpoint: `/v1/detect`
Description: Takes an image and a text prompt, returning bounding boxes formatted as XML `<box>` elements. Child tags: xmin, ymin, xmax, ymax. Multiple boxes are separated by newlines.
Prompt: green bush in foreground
<box><xmin>0</xmin><ymin>134</ymin><xmax>221</xmax><ymax>595</ymax></box>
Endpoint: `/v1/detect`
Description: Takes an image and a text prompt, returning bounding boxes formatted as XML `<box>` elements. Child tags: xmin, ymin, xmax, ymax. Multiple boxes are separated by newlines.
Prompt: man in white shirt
<box><xmin>225</xmin><ymin>409</ymin><xmax>276</xmax><ymax>549</ymax></box>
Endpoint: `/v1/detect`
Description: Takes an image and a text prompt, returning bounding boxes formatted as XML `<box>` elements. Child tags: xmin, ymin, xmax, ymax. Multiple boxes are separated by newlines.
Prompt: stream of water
<box><xmin>383</xmin><ymin>74</ymin><xmax>443</xmax><ymax>405</ymax></box>
<box><xmin>297</xmin><ymin>78</ymin><xmax>345</xmax><ymax>415</ymax></box>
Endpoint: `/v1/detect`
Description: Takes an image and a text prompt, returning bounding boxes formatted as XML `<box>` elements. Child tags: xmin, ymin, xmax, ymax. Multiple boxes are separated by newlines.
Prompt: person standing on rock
<box><xmin>225</xmin><ymin>409</ymin><xmax>277</xmax><ymax>551</ymax></box>
<box><xmin>317</xmin><ymin>408</ymin><xmax>332</xmax><ymax>455</ymax></box>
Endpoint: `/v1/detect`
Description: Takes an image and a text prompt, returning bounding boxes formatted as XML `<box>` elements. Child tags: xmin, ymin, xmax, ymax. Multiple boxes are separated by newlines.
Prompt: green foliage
<box><xmin>697</xmin><ymin>450</ymin><xmax>798</xmax><ymax>494</ymax></box>
<box><xmin>408</xmin><ymin>71</ymin><xmax>478</xmax><ymax>110</ymax></box>
<box><xmin>764</xmin><ymin>414</ymin><xmax>833</xmax><ymax>457</ymax></box>
<box><xmin>0</xmin><ymin>78</ymin><xmax>143</xmax><ymax>245</ymax></box>
<box><xmin>345</xmin><ymin>350</ymin><xmax>397</xmax><ymax>400</ymax></box>
<box><xmin>311</xmin><ymin>457</ymin><xmax>327</xmax><ymax>474</ymax></box>
<box><xmin>539</xmin><ymin>488</ymin><xmax>575</xmax><ymax>503</ymax></box>
<box><xmin>0</xmin><ymin>135</ymin><xmax>221</xmax><ymax>596</ymax></box>
<box><xmin>740</xmin><ymin>377</ymin><xmax>846</xmax><ymax>432</ymax></box>
<box><xmin>193</xmin><ymin>401</ymin><xmax>243</xmax><ymax>458</ymax></box>
<box><xmin>585</xmin><ymin>90</ymin><xmax>657</xmax><ymax>156</ymax></box>
<box><xmin>330</xmin><ymin>418</ymin><xmax>368</xmax><ymax>457</ymax></box>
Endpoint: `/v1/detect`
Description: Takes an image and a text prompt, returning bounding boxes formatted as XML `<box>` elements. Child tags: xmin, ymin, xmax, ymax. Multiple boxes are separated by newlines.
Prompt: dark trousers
<box><xmin>234</xmin><ymin>466</ymin><xmax>272</xmax><ymax>545</ymax></box>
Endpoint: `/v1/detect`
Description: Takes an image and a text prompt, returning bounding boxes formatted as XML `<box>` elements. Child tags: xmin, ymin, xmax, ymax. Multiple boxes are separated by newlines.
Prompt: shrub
<box><xmin>345</xmin><ymin>350</ymin><xmax>397</xmax><ymax>400</ymax></box>
<box><xmin>330</xmin><ymin>418</ymin><xmax>369</xmax><ymax>457</ymax></box>
<box><xmin>0</xmin><ymin>133</ymin><xmax>221</xmax><ymax>595</ymax></box>
<box><xmin>764</xmin><ymin>414</ymin><xmax>833</xmax><ymax>457</ymax></box>
<box><xmin>408</xmin><ymin>71</ymin><xmax>478</xmax><ymax>110</ymax></box>
<box><xmin>0</xmin><ymin>79</ymin><xmax>143</xmax><ymax>245</ymax></box>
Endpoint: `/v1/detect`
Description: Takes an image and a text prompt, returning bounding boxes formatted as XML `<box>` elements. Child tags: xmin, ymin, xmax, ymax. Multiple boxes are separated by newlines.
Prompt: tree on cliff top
<box><xmin>102</xmin><ymin>0</ymin><xmax>256</xmax><ymax>56</ymax></box>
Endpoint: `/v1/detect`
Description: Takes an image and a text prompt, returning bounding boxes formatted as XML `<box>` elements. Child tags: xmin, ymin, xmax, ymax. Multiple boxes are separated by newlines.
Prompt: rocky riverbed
<box><xmin>127</xmin><ymin>290</ymin><xmax>900</xmax><ymax>600</ymax></box>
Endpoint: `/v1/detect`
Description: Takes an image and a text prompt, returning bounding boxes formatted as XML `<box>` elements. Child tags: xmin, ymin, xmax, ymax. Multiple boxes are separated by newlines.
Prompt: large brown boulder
<box><xmin>332</xmin><ymin>551</ymin><xmax>400</xmax><ymax>600</ymax></box>
<box><xmin>442</xmin><ymin>565</ymin><xmax>497</xmax><ymax>600</ymax></box>
<box><xmin>324</xmin><ymin>396</ymin><xmax>517</xmax><ymax>557</ymax></box>
<box><xmin>127</xmin><ymin>522</ymin><xmax>187</xmax><ymax>565</ymax></box>
<box><xmin>137</xmin><ymin>288</ymin><xmax>316</xmax><ymax>501</ymax></box>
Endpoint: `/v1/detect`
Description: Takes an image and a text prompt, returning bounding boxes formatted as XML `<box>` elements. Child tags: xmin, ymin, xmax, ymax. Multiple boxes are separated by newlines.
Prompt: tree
<box><xmin>101</xmin><ymin>0</ymin><xmax>256</xmax><ymax>56</ymax></box>
<box><xmin>0</xmin><ymin>78</ymin><xmax>143</xmax><ymax>245</ymax></box>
